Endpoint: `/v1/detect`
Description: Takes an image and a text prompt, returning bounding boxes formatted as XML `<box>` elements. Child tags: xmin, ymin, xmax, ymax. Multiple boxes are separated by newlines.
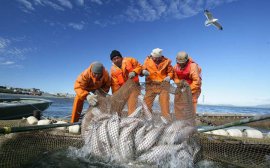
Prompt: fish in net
<box><xmin>80</xmin><ymin>79</ymin><xmax>199</xmax><ymax>166</ymax></box>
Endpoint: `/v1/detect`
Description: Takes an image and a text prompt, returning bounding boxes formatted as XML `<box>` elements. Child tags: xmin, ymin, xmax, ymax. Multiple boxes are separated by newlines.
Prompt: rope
<box><xmin>0</xmin><ymin>122</ymin><xmax>81</xmax><ymax>134</ymax></box>
<box><xmin>198</xmin><ymin>114</ymin><xmax>270</xmax><ymax>133</ymax></box>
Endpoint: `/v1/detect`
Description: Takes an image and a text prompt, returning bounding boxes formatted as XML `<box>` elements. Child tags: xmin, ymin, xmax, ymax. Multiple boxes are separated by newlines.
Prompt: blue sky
<box><xmin>0</xmin><ymin>0</ymin><xmax>270</xmax><ymax>106</ymax></box>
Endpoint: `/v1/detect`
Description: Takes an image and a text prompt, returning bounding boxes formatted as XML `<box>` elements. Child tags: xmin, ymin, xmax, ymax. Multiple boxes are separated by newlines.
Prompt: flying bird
<box><xmin>204</xmin><ymin>10</ymin><xmax>223</xmax><ymax>30</ymax></box>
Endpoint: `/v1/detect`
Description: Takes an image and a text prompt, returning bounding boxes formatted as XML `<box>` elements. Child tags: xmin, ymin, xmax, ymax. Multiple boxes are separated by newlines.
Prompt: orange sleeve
<box><xmin>74</xmin><ymin>68</ymin><xmax>91</xmax><ymax>100</ymax></box>
<box><xmin>189</xmin><ymin>63</ymin><xmax>201</xmax><ymax>93</ymax></box>
<box><xmin>173</xmin><ymin>66</ymin><xmax>181</xmax><ymax>84</ymax></box>
<box><xmin>142</xmin><ymin>57</ymin><xmax>148</xmax><ymax>70</ymax></box>
<box><xmin>110</xmin><ymin>67</ymin><xmax>121</xmax><ymax>93</ymax></box>
<box><xmin>101</xmin><ymin>70</ymin><xmax>111</xmax><ymax>93</ymax></box>
<box><xmin>130</xmin><ymin>57</ymin><xmax>142</xmax><ymax>75</ymax></box>
<box><xmin>166</xmin><ymin>60</ymin><xmax>174</xmax><ymax>79</ymax></box>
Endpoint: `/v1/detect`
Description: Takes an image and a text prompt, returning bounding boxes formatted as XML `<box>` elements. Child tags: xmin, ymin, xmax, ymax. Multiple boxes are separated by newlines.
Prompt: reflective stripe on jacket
<box><xmin>142</xmin><ymin>56</ymin><xmax>174</xmax><ymax>83</ymax></box>
<box><xmin>74</xmin><ymin>64</ymin><xmax>111</xmax><ymax>100</ymax></box>
<box><xmin>111</xmin><ymin>57</ymin><xmax>142</xmax><ymax>93</ymax></box>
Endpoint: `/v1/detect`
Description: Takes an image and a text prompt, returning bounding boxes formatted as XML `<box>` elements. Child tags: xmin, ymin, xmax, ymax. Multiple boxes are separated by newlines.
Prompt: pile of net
<box><xmin>1</xmin><ymin>79</ymin><xmax>270</xmax><ymax>168</ymax></box>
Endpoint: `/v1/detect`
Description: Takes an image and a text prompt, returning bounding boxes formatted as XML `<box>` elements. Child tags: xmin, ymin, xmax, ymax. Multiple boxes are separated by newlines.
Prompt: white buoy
<box><xmin>266</xmin><ymin>132</ymin><xmax>270</xmax><ymax>139</ymax></box>
<box><xmin>243</xmin><ymin>129</ymin><xmax>263</xmax><ymax>139</ymax></box>
<box><xmin>54</xmin><ymin>121</ymin><xmax>67</xmax><ymax>130</ymax></box>
<box><xmin>204</xmin><ymin>131</ymin><xmax>212</xmax><ymax>134</ymax></box>
<box><xmin>37</xmin><ymin>119</ymin><xmax>51</xmax><ymax>125</ymax></box>
<box><xmin>68</xmin><ymin>125</ymin><xmax>80</xmax><ymax>134</ymax></box>
<box><xmin>211</xmin><ymin>129</ymin><xmax>228</xmax><ymax>136</ymax></box>
<box><xmin>226</xmin><ymin>128</ymin><xmax>243</xmax><ymax>137</ymax></box>
<box><xmin>27</xmin><ymin>116</ymin><xmax>38</xmax><ymax>125</ymax></box>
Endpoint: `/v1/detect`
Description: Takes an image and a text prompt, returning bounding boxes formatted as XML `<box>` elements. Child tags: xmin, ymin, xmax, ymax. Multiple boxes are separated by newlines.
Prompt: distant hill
<box><xmin>255</xmin><ymin>104</ymin><xmax>270</xmax><ymax>108</ymax></box>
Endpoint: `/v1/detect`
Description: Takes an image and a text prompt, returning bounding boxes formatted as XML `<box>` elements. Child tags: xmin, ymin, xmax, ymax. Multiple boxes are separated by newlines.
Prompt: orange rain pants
<box><xmin>192</xmin><ymin>91</ymin><xmax>201</xmax><ymax>113</ymax></box>
<box><xmin>127</xmin><ymin>88</ymin><xmax>140</xmax><ymax>116</ymax></box>
<box><xmin>144</xmin><ymin>83</ymin><xmax>171</xmax><ymax>120</ymax></box>
<box><xmin>71</xmin><ymin>95</ymin><xmax>84</xmax><ymax>123</ymax></box>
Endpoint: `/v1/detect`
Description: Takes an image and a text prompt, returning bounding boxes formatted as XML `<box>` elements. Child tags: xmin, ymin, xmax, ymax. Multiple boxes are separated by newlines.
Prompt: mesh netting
<box><xmin>1</xmin><ymin>80</ymin><xmax>270</xmax><ymax>168</ymax></box>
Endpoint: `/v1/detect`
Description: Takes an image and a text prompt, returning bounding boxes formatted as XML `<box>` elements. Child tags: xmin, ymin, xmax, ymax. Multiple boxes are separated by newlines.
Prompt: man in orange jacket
<box><xmin>141</xmin><ymin>48</ymin><xmax>174</xmax><ymax>120</ymax></box>
<box><xmin>70</xmin><ymin>62</ymin><xmax>111</xmax><ymax>123</ymax></box>
<box><xmin>173</xmin><ymin>51</ymin><xmax>202</xmax><ymax>116</ymax></box>
<box><xmin>110</xmin><ymin>50</ymin><xmax>142</xmax><ymax>115</ymax></box>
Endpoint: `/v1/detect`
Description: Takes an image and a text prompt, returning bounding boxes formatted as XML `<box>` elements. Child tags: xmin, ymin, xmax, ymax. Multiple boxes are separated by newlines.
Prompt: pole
<box><xmin>0</xmin><ymin>122</ymin><xmax>81</xmax><ymax>134</ymax></box>
<box><xmin>198</xmin><ymin>114</ymin><xmax>270</xmax><ymax>133</ymax></box>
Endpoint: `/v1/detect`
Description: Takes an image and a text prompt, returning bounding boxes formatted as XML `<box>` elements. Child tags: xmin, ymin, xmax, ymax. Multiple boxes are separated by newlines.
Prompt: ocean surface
<box><xmin>1</xmin><ymin>93</ymin><xmax>270</xmax><ymax>119</ymax></box>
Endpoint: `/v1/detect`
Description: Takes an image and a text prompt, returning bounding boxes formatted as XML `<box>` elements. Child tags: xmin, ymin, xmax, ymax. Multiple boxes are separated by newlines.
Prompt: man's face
<box><xmin>152</xmin><ymin>56</ymin><xmax>162</xmax><ymax>64</ymax></box>
<box><xmin>92</xmin><ymin>72</ymin><xmax>102</xmax><ymax>80</ymax></box>
<box><xmin>112</xmin><ymin>56</ymin><xmax>123</xmax><ymax>68</ymax></box>
<box><xmin>177</xmin><ymin>59</ymin><xmax>188</xmax><ymax>69</ymax></box>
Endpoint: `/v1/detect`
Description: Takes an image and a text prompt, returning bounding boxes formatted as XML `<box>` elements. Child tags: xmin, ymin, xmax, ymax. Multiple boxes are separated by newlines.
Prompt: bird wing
<box><xmin>213</xmin><ymin>21</ymin><xmax>223</xmax><ymax>30</ymax></box>
<box><xmin>204</xmin><ymin>10</ymin><xmax>213</xmax><ymax>20</ymax></box>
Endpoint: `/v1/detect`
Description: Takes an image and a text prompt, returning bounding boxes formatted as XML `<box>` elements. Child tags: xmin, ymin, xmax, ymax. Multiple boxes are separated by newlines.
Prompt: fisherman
<box><xmin>110</xmin><ymin>50</ymin><xmax>142</xmax><ymax>115</ymax></box>
<box><xmin>141</xmin><ymin>48</ymin><xmax>174</xmax><ymax>120</ymax></box>
<box><xmin>70</xmin><ymin>62</ymin><xmax>111</xmax><ymax>123</ymax></box>
<box><xmin>173</xmin><ymin>51</ymin><xmax>202</xmax><ymax>115</ymax></box>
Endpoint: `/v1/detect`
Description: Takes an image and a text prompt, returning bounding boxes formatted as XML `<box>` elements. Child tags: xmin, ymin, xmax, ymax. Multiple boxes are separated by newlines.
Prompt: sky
<box><xmin>0</xmin><ymin>0</ymin><xmax>270</xmax><ymax>106</ymax></box>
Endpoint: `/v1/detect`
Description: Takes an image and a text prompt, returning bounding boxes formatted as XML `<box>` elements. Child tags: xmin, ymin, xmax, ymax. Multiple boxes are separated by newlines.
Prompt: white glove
<box><xmin>163</xmin><ymin>76</ymin><xmax>171</xmax><ymax>82</ymax></box>
<box><xmin>86</xmin><ymin>94</ymin><xmax>98</xmax><ymax>106</ymax></box>
<box><xmin>142</xmin><ymin>70</ymin><xmax>150</xmax><ymax>76</ymax></box>
<box><xmin>128</xmin><ymin>71</ymin><xmax>136</xmax><ymax>79</ymax></box>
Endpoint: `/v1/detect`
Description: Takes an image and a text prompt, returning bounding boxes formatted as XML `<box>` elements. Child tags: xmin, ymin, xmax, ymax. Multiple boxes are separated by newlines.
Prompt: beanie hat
<box><xmin>110</xmin><ymin>50</ymin><xmax>122</xmax><ymax>60</ymax></box>
<box><xmin>176</xmin><ymin>51</ymin><xmax>189</xmax><ymax>64</ymax></box>
<box><xmin>151</xmin><ymin>48</ymin><xmax>163</xmax><ymax>58</ymax></box>
<box><xmin>91</xmin><ymin>61</ymin><xmax>104</xmax><ymax>74</ymax></box>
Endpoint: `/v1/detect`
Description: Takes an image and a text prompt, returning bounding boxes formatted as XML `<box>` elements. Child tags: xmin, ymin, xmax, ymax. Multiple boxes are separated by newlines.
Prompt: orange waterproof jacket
<box><xmin>142</xmin><ymin>56</ymin><xmax>174</xmax><ymax>82</ymax></box>
<box><xmin>111</xmin><ymin>57</ymin><xmax>142</xmax><ymax>93</ymax></box>
<box><xmin>173</xmin><ymin>57</ymin><xmax>202</xmax><ymax>94</ymax></box>
<box><xmin>74</xmin><ymin>64</ymin><xmax>111</xmax><ymax>100</ymax></box>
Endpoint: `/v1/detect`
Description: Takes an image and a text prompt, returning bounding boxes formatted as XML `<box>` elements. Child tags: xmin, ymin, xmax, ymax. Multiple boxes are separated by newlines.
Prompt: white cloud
<box><xmin>75</xmin><ymin>0</ymin><xmax>84</xmax><ymax>6</ymax></box>
<box><xmin>90</xmin><ymin>0</ymin><xmax>103</xmax><ymax>5</ymax></box>
<box><xmin>21</xmin><ymin>0</ymin><xmax>74</xmax><ymax>12</ymax></box>
<box><xmin>42</xmin><ymin>0</ymin><xmax>65</xmax><ymax>11</ymax></box>
<box><xmin>16</xmin><ymin>0</ymin><xmax>238</xmax><ymax>26</ymax></box>
<box><xmin>57</xmin><ymin>0</ymin><xmax>73</xmax><ymax>9</ymax></box>
<box><xmin>1</xmin><ymin>61</ymin><xmax>15</xmax><ymax>65</ymax></box>
<box><xmin>0</xmin><ymin>37</ymin><xmax>34</xmax><ymax>68</ymax></box>
<box><xmin>17</xmin><ymin>0</ymin><xmax>35</xmax><ymax>11</ymax></box>
<box><xmin>0</xmin><ymin>38</ymin><xmax>11</xmax><ymax>49</ymax></box>
<box><xmin>68</xmin><ymin>22</ymin><xmax>85</xmax><ymax>30</ymax></box>
<box><xmin>124</xmin><ymin>0</ymin><xmax>237</xmax><ymax>22</ymax></box>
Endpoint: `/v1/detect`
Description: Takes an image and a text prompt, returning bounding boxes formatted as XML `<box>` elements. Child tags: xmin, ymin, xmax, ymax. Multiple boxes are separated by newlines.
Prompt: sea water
<box><xmin>1</xmin><ymin>93</ymin><xmax>269</xmax><ymax>118</ymax></box>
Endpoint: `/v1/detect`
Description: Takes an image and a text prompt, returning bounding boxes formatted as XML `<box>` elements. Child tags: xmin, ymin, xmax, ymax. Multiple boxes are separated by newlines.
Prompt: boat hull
<box><xmin>0</xmin><ymin>98</ymin><xmax>53</xmax><ymax>120</ymax></box>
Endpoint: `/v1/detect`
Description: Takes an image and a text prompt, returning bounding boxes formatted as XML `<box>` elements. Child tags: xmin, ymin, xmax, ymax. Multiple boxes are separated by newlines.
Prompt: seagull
<box><xmin>204</xmin><ymin>10</ymin><xmax>223</xmax><ymax>30</ymax></box>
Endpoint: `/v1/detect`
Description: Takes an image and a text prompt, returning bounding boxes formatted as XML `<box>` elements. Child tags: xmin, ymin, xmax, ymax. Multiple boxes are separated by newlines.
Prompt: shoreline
<box><xmin>0</xmin><ymin>93</ymin><xmax>74</xmax><ymax>99</ymax></box>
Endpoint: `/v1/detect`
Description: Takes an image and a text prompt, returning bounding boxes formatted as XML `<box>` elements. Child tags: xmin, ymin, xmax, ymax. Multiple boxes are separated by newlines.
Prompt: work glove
<box><xmin>142</xmin><ymin>70</ymin><xmax>150</xmax><ymax>76</ymax></box>
<box><xmin>128</xmin><ymin>71</ymin><xmax>136</xmax><ymax>79</ymax></box>
<box><xmin>163</xmin><ymin>76</ymin><xmax>171</xmax><ymax>82</ymax></box>
<box><xmin>86</xmin><ymin>94</ymin><xmax>98</xmax><ymax>106</ymax></box>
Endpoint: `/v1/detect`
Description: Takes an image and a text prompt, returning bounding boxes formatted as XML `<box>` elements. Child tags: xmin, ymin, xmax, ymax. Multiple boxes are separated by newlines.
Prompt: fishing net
<box><xmin>0</xmin><ymin>79</ymin><xmax>270</xmax><ymax>168</ymax></box>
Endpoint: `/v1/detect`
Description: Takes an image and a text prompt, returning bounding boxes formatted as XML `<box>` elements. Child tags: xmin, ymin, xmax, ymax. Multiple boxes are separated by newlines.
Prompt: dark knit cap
<box><xmin>110</xmin><ymin>50</ymin><xmax>122</xmax><ymax>60</ymax></box>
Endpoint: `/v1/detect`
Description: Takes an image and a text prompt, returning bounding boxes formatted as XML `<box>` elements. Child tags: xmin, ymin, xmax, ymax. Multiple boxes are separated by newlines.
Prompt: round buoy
<box><xmin>37</xmin><ymin>119</ymin><xmax>51</xmax><ymax>125</ymax></box>
<box><xmin>226</xmin><ymin>128</ymin><xmax>243</xmax><ymax>137</ymax></box>
<box><xmin>243</xmin><ymin>129</ymin><xmax>263</xmax><ymax>139</ymax></box>
<box><xmin>27</xmin><ymin>116</ymin><xmax>38</xmax><ymax>125</ymax></box>
<box><xmin>68</xmin><ymin>125</ymin><xmax>80</xmax><ymax>134</ymax></box>
<box><xmin>211</xmin><ymin>129</ymin><xmax>228</xmax><ymax>136</ymax></box>
<box><xmin>54</xmin><ymin>121</ymin><xmax>67</xmax><ymax>130</ymax></box>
